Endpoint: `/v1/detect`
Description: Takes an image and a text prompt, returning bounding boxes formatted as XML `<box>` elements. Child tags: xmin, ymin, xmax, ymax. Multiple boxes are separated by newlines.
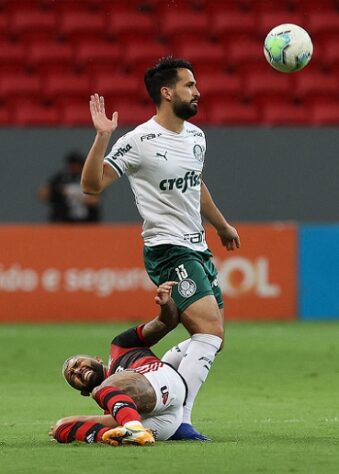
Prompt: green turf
<box><xmin>1</xmin><ymin>322</ymin><xmax>339</xmax><ymax>474</ymax></box>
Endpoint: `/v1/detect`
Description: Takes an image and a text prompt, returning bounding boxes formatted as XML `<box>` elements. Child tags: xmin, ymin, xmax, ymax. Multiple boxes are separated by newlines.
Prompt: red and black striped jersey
<box><xmin>107</xmin><ymin>325</ymin><xmax>160</xmax><ymax>376</ymax></box>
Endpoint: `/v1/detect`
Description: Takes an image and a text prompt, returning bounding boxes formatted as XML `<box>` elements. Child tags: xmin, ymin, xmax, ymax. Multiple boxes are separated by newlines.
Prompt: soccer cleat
<box><xmin>102</xmin><ymin>425</ymin><xmax>155</xmax><ymax>446</ymax></box>
<box><xmin>169</xmin><ymin>423</ymin><xmax>211</xmax><ymax>441</ymax></box>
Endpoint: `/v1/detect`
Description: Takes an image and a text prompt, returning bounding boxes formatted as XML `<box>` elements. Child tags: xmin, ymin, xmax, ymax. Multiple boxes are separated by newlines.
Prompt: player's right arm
<box><xmin>81</xmin><ymin>94</ymin><xmax>119</xmax><ymax>195</ymax></box>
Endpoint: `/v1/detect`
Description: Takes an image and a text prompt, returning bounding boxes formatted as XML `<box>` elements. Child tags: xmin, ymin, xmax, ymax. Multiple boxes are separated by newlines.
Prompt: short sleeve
<box><xmin>104</xmin><ymin>132</ymin><xmax>140</xmax><ymax>177</ymax></box>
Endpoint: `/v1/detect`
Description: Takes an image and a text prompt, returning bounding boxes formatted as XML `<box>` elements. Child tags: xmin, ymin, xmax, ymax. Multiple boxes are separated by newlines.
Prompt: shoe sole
<box><xmin>102</xmin><ymin>427</ymin><xmax>155</xmax><ymax>446</ymax></box>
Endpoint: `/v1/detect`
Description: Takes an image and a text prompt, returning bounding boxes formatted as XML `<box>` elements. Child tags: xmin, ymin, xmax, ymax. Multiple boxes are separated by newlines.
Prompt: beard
<box><xmin>172</xmin><ymin>95</ymin><xmax>198</xmax><ymax>120</ymax></box>
<box><xmin>83</xmin><ymin>361</ymin><xmax>105</xmax><ymax>392</ymax></box>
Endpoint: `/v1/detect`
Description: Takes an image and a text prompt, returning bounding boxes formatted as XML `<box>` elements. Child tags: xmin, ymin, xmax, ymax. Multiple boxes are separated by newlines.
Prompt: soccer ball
<box><xmin>264</xmin><ymin>24</ymin><xmax>313</xmax><ymax>73</ymax></box>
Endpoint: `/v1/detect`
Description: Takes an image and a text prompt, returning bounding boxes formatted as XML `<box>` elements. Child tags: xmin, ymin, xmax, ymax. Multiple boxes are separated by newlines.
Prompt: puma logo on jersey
<box><xmin>159</xmin><ymin>171</ymin><xmax>201</xmax><ymax>193</ymax></box>
<box><xmin>156</xmin><ymin>151</ymin><xmax>168</xmax><ymax>160</ymax></box>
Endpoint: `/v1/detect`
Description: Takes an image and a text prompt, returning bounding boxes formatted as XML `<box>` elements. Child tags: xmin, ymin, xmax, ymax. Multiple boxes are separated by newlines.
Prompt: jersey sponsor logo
<box><xmin>112</xmin><ymin>144</ymin><xmax>132</xmax><ymax>159</ymax></box>
<box><xmin>193</xmin><ymin>144</ymin><xmax>205</xmax><ymax>162</ymax></box>
<box><xmin>159</xmin><ymin>171</ymin><xmax>201</xmax><ymax>193</ymax></box>
<box><xmin>187</xmin><ymin>129</ymin><xmax>203</xmax><ymax>137</ymax></box>
<box><xmin>178</xmin><ymin>278</ymin><xmax>197</xmax><ymax>298</ymax></box>
<box><xmin>156</xmin><ymin>151</ymin><xmax>168</xmax><ymax>161</ymax></box>
<box><xmin>184</xmin><ymin>230</ymin><xmax>205</xmax><ymax>244</ymax></box>
<box><xmin>140</xmin><ymin>133</ymin><xmax>162</xmax><ymax>142</ymax></box>
<box><xmin>133</xmin><ymin>361</ymin><xmax>163</xmax><ymax>374</ymax></box>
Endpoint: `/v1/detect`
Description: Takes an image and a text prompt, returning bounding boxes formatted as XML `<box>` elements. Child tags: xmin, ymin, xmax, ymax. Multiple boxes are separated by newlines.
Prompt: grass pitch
<box><xmin>1</xmin><ymin>321</ymin><xmax>339</xmax><ymax>474</ymax></box>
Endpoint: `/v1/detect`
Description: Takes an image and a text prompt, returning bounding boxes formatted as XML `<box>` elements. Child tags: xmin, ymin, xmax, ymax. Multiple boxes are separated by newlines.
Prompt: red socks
<box><xmin>94</xmin><ymin>386</ymin><xmax>141</xmax><ymax>425</ymax></box>
<box><xmin>54</xmin><ymin>421</ymin><xmax>110</xmax><ymax>444</ymax></box>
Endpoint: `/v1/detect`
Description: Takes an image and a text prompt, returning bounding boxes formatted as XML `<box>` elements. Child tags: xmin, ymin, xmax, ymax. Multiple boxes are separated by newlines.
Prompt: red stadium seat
<box><xmin>173</xmin><ymin>41</ymin><xmax>225</xmax><ymax>74</ymax></box>
<box><xmin>13</xmin><ymin>100</ymin><xmax>60</xmax><ymax>126</ymax></box>
<box><xmin>306</xmin><ymin>12</ymin><xmax>339</xmax><ymax>35</ymax></box>
<box><xmin>294</xmin><ymin>72</ymin><xmax>339</xmax><ymax>100</ymax></box>
<box><xmin>258</xmin><ymin>12</ymin><xmax>306</xmax><ymax>37</ymax></box>
<box><xmin>58</xmin><ymin>11</ymin><xmax>106</xmax><ymax>41</ymax></box>
<box><xmin>107</xmin><ymin>11</ymin><xmax>156</xmax><ymax>43</ymax></box>
<box><xmin>9</xmin><ymin>10</ymin><xmax>56</xmax><ymax>36</ymax></box>
<box><xmin>209</xmin><ymin>99</ymin><xmax>259</xmax><ymax>125</ymax></box>
<box><xmin>261</xmin><ymin>100</ymin><xmax>309</xmax><ymax>125</ymax></box>
<box><xmin>111</xmin><ymin>99</ymin><xmax>154</xmax><ymax>125</ymax></box>
<box><xmin>124</xmin><ymin>42</ymin><xmax>169</xmax><ymax>72</ymax></box>
<box><xmin>226</xmin><ymin>38</ymin><xmax>265</xmax><ymax>70</ymax></box>
<box><xmin>161</xmin><ymin>11</ymin><xmax>209</xmax><ymax>39</ymax></box>
<box><xmin>0</xmin><ymin>42</ymin><xmax>25</xmax><ymax>68</ymax></box>
<box><xmin>243</xmin><ymin>70</ymin><xmax>293</xmax><ymax>101</ymax></box>
<box><xmin>212</xmin><ymin>12</ymin><xmax>256</xmax><ymax>38</ymax></box>
<box><xmin>26</xmin><ymin>40</ymin><xmax>73</xmax><ymax>70</ymax></box>
<box><xmin>197</xmin><ymin>72</ymin><xmax>242</xmax><ymax>100</ymax></box>
<box><xmin>74</xmin><ymin>41</ymin><xmax>122</xmax><ymax>69</ymax></box>
<box><xmin>294</xmin><ymin>0</ymin><xmax>339</xmax><ymax>11</ymax></box>
<box><xmin>323</xmin><ymin>37</ymin><xmax>339</xmax><ymax>68</ymax></box>
<box><xmin>0</xmin><ymin>73</ymin><xmax>41</xmax><ymax>98</ymax></box>
<box><xmin>43</xmin><ymin>72</ymin><xmax>91</xmax><ymax>99</ymax></box>
<box><xmin>0</xmin><ymin>105</ymin><xmax>11</xmax><ymax>124</ymax></box>
<box><xmin>59</xmin><ymin>100</ymin><xmax>92</xmax><ymax>126</ymax></box>
<box><xmin>92</xmin><ymin>74</ymin><xmax>140</xmax><ymax>100</ymax></box>
<box><xmin>310</xmin><ymin>99</ymin><xmax>339</xmax><ymax>125</ymax></box>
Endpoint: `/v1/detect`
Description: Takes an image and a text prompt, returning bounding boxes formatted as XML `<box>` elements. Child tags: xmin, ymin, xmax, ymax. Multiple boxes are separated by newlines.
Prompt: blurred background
<box><xmin>0</xmin><ymin>0</ymin><xmax>338</xmax><ymax>322</ymax></box>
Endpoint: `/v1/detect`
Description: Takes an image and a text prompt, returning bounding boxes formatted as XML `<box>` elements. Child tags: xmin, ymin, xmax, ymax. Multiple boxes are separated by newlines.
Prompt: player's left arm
<box><xmin>200</xmin><ymin>180</ymin><xmax>240</xmax><ymax>251</ymax></box>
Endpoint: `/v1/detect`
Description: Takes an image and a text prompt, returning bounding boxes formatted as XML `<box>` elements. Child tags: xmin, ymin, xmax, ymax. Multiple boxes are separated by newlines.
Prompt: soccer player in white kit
<box><xmin>81</xmin><ymin>57</ymin><xmax>240</xmax><ymax>440</ymax></box>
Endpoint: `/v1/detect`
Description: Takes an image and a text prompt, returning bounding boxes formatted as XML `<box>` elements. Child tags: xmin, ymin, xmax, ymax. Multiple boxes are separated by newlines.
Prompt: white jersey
<box><xmin>104</xmin><ymin>117</ymin><xmax>208</xmax><ymax>251</ymax></box>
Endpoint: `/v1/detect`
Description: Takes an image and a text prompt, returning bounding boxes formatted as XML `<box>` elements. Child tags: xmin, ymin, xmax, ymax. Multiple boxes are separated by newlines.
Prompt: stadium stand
<box><xmin>0</xmin><ymin>0</ymin><xmax>338</xmax><ymax>125</ymax></box>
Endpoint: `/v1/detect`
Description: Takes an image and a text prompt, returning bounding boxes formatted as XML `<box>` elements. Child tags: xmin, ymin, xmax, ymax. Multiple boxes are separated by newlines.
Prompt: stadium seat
<box><xmin>261</xmin><ymin>100</ymin><xmax>309</xmax><ymax>125</ymax></box>
<box><xmin>59</xmin><ymin>100</ymin><xmax>92</xmax><ymax>126</ymax></box>
<box><xmin>294</xmin><ymin>72</ymin><xmax>339</xmax><ymax>100</ymax></box>
<box><xmin>173</xmin><ymin>41</ymin><xmax>225</xmax><ymax>74</ymax></box>
<box><xmin>211</xmin><ymin>12</ymin><xmax>256</xmax><ymax>38</ymax></box>
<box><xmin>295</xmin><ymin>0</ymin><xmax>339</xmax><ymax>13</ymax></box>
<box><xmin>58</xmin><ymin>11</ymin><xmax>106</xmax><ymax>41</ymax></box>
<box><xmin>243</xmin><ymin>70</ymin><xmax>293</xmax><ymax>101</ymax></box>
<box><xmin>323</xmin><ymin>37</ymin><xmax>339</xmax><ymax>68</ymax></box>
<box><xmin>111</xmin><ymin>99</ymin><xmax>154</xmax><ymax>125</ymax></box>
<box><xmin>107</xmin><ymin>11</ymin><xmax>156</xmax><ymax>43</ymax></box>
<box><xmin>0</xmin><ymin>105</ymin><xmax>11</xmax><ymax>124</ymax></box>
<box><xmin>161</xmin><ymin>11</ymin><xmax>209</xmax><ymax>40</ymax></box>
<box><xmin>9</xmin><ymin>10</ymin><xmax>56</xmax><ymax>37</ymax></box>
<box><xmin>0</xmin><ymin>72</ymin><xmax>41</xmax><ymax>98</ymax></box>
<box><xmin>92</xmin><ymin>74</ymin><xmax>140</xmax><ymax>100</ymax></box>
<box><xmin>0</xmin><ymin>42</ymin><xmax>25</xmax><ymax>68</ymax></box>
<box><xmin>226</xmin><ymin>39</ymin><xmax>265</xmax><ymax>70</ymax></box>
<box><xmin>310</xmin><ymin>100</ymin><xmax>339</xmax><ymax>125</ymax></box>
<box><xmin>197</xmin><ymin>72</ymin><xmax>242</xmax><ymax>100</ymax></box>
<box><xmin>13</xmin><ymin>100</ymin><xmax>60</xmax><ymax>126</ymax></box>
<box><xmin>74</xmin><ymin>41</ymin><xmax>122</xmax><ymax>70</ymax></box>
<box><xmin>43</xmin><ymin>72</ymin><xmax>91</xmax><ymax>99</ymax></box>
<box><xmin>306</xmin><ymin>12</ymin><xmax>339</xmax><ymax>36</ymax></box>
<box><xmin>258</xmin><ymin>12</ymin><xmax>306</xmax><ymax>37</ymax></box>
<box><xmin>26</xmin><ymin>40</ymin><xmax>73</xmax><ymax>70</ymax></box>
<box><xmin>124</xmin><ymin>41</ymin><xmax>169</xmax><ymax>72</ymax></box>
<box><xmin>209</xmin><ymin>99</ymin><xmax>259</xmax><ymax>125</ymax></box>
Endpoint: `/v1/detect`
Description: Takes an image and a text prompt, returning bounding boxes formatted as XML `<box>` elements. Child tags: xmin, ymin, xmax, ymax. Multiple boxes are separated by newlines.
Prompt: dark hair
<box><xmin>65</xmin><ymin>151</ymin><xmax>84</xmax><ymax>165</ymax></box>
<box><xmin>144</xmin><ymin>56</ymin><xmax>194</xmax><ymax>106</ymax></box>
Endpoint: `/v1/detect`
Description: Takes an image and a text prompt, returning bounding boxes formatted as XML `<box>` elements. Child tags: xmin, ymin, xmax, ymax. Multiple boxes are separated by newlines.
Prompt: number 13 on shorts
<box><xmin>175</xmin><ymin>264</ymin><xmax>188</xmax><ymax>281</ymax></box>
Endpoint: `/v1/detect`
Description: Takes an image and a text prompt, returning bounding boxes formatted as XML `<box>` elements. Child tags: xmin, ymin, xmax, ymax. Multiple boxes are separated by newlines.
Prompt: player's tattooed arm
<box><xmin>141</xmin><ymin>281</ymin><xmax>179</xmax><ymax>346</ymax></box>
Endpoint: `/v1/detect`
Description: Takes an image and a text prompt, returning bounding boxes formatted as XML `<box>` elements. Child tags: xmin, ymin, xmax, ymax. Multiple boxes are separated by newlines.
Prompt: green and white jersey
<box><xmin>104</xmin><ymin>117</ymin><xmax>208</xmax><ymax>251</ymax></box>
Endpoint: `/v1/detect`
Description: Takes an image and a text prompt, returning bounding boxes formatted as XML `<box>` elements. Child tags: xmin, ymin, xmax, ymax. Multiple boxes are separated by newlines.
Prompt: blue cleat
<box><xmin>169</xmin><ymin>423</ymin><xmax>211</xmax><ymax>441</ymax></box>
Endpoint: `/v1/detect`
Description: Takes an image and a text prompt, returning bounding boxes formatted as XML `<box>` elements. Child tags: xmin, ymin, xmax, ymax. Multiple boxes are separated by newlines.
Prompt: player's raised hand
<box><xmin>155</xmin><ymin>281</ymin><xmax>177</xmax><ymax>306</ymax></box>
<box><xmin>218</xmin><ymin>224</ymin><xmax>241</xmax><ymax>251</ymax></box>
<box><xmin>89</xmin><ymin>93</ymin><xmax>118</xmax><ymax>136</ymax></box>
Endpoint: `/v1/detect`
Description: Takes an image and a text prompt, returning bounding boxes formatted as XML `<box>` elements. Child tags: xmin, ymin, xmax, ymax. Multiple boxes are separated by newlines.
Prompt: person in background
<box><xmin>37</xmin><ymin>151</ymin><xmax>101</xmax><ymax>223</ymax></box>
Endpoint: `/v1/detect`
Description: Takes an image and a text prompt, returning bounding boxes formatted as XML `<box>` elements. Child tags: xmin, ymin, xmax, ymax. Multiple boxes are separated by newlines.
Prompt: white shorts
<box><xmin>133</xmin><ymin>362</ymin><xmax>186</xmax><ymax>440</ymax></box>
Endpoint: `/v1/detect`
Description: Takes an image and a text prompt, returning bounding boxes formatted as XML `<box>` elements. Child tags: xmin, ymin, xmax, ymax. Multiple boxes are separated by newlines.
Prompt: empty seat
<box><xmin>92</xmin><ymin>73</ymin><xmax>140</xmax><ymax>100</ymax></box>
<box><xmin>13</xmin><ymin>100</ymin><xmax>60</xmax><ymax>126</ymax></box>
<box><xmin>174</xmin><ymin>41</ymin><xmax>225</xmax><ymax>73</ymax></box>
<box><xmin>197</xmin><ymin>72</ymin><xmax>242</xmax><ymax>100</ymax></box>
<box><xmin>306</xmin><ymin>12</ymin><xmax>339</xmax><ymax>35</ymax></box>
<box><xmin>58</xmin><ymin>11</ymin><xmax>105</xmax><ymax>39</ymax></box>
<box><xmin>243</xmin><ymin>70</ymin><xmax>293</xmax><ymax>100</ymax></box>
<box><xmin>209</xmin><ymin>99</ymin><xmax>259</xmax><ymax>125</ymax></box>
<box><xmin>261</xmin><ymin>100</ymin><xmax>309</xmax><ymax>125</ymax></box>
<box><xmin>26</xmin><ymin>41</ymin><xmax>73</xmax><ymax>69</ymax></box>
<box><xmin>310</xmin><ymin>99</ymin><xmax>339</xmax><ymax>125</ymax></box>
<box><xmin>107</xmin><ymin>11</ymin><xmax>156</xmax><ymax>42</ymax></box>
<box><xmin>212</xmin><ymin>12</ymin><xmax>256</xmax><ymax>37</ymax></box>
<box><xmin>294</xmin><ymin>72</ymin><xmax>339</xmax><ymax>100</ymax></box>
<box><xmin>124</xmin><ymin>42</ymin><xmax>169</xmax><ymax>72</ymax></box>
<box><xmin>161</xmin><ymin>11</ymin><xmax>209</xmax><ymax>39</ymax></box>
<box><xmin>10</xmin><ymin>10</ymin><xmax>56</xmax><ymax>36</ymax></box>
<box><xmin>75</xmin><ymin>41</ymin><xmax>121</xmax><ymax>69</ymax></box>
<box><xmin>43</xmin><ymin>72</ymin><xmax>91</xmax><ymax>98</ymax></box>
<box><xmin>226</xmin><ymin>39</ymin><xmax>265</xmax><ymax>69</ymax></box>
<box><xmin>60</xmin><ymin>100</ymin><xmax>93</xmax><ymax>126</ymax></box>
<box><xmin>0</xmin><ymin>105</ymin><xmax>11</xmax><ymax>124</ymax></box>
<box><xmin>0</xmin><ymin>42</ymin><xmax>25</xmax><ymax>67</ymax></box>
<box><xmin>0</xmin><ymin>72</ymin><xmax>41</xmax><ymax>97</ymax></box>
<box><xmin>259</xmin><ymin>12</ymin><xmax>306</xmax><ymax>37</ymax></box>
<box><xmin>110</xmin><ymin>99</ymin><xmax>154</xmax><ymax>125</ymax></box>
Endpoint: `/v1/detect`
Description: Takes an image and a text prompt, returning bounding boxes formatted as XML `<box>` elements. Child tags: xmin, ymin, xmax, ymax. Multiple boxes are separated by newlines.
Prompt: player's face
<box><xmin>171</xmin><ymin>68</ymin><xmax>200</xmax><ymax>120</ymax></box>
<box><xmin>64</xmin><ymin>356</ymin><xmax>105</xmax><ymax>393</ymax></box>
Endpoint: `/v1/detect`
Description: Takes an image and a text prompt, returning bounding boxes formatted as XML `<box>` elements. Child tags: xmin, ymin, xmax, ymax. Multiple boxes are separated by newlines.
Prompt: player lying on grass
<box><xmin>50</xmin><ymin>281</ymin><xmax>190</xmax><ymax>446</ymax></box>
